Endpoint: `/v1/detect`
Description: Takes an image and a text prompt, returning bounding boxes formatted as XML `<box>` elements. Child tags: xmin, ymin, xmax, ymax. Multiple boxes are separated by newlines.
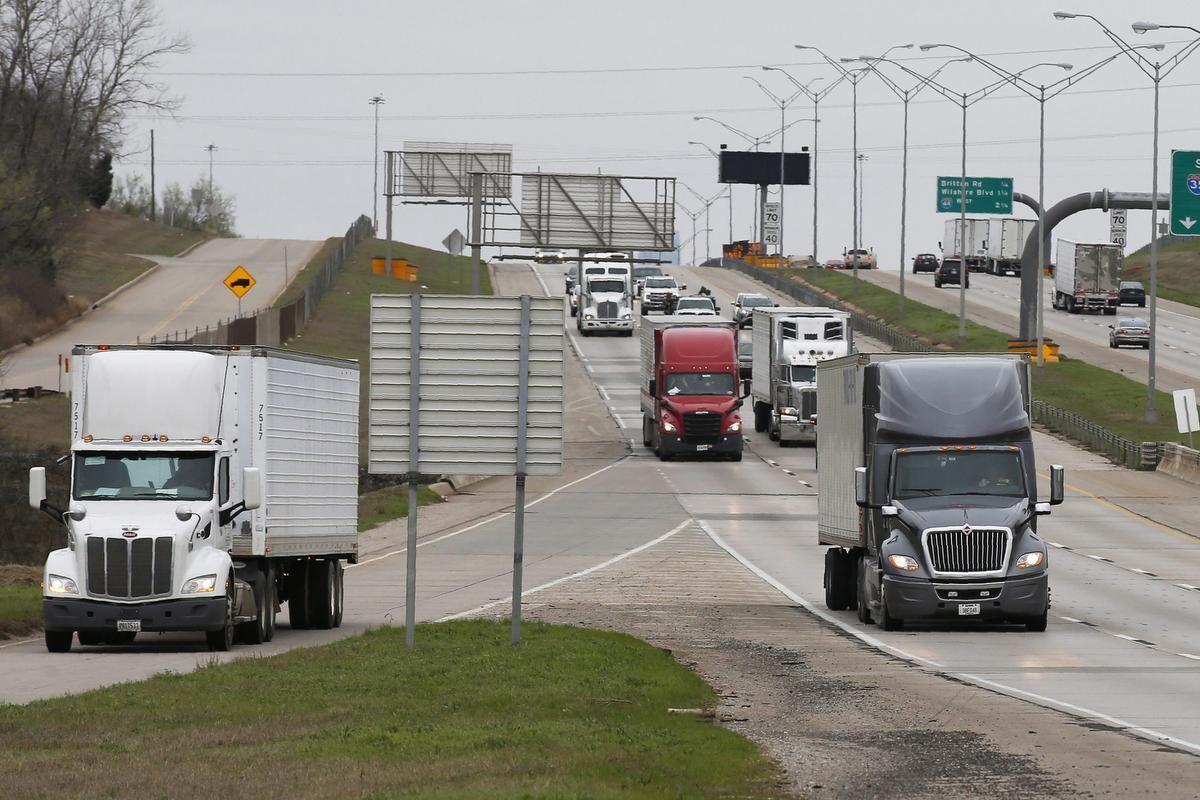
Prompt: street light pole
<box><xmin>688</xmin><ymin>140</ymin><xmax>735</xmax><ymax>249</ymax></box>
<box><xmin>369</xmin><ymin>95</ymin><xmax>385</xmax><ymax>233</ymax></box>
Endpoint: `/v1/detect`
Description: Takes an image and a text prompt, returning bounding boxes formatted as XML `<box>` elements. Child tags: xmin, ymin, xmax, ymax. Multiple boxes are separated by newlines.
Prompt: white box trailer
<box><xmin>1052</xmin><ymin>239</ymin><xmax>1121</xmax><ymax>314</ymax></box>
<box><xmin>985</xmin><ymin>218</ymin><xmax>1035</xmax><ymax>276</ymax></box>
<box><xmin>30</xmin><ymin>345</ymin><xmax>359</xmax><ymax>653</ymax></box>
<box><xmin>750</xmin><ymin>307</ymin><xmax>851</xmax><ymax>444</ymax></box>
<box><xmin>942</xmin><ymin>218</ymin><xmax>989</xmax><ymax>271</ymax></box>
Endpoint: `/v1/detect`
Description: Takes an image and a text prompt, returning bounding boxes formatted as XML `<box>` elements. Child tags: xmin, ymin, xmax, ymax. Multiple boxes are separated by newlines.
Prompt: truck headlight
<box><xmin>727</xmin><ymin>420</ymin><xmax>741</xmax><ymax>433</ymax></box>
<box><xmin>181</xmin><ymin>574</ymin><xmax>218</xmax><ymax>594</ymax></box>
<box><xmin>887</xmin><ymin>554</ymin><xmax>919</xmax><ymax>572</ymax></box>
<box><xmin>584</xmin><ymin>313</ymin><xmax>594</xmax><ymax>320</ymax></box>
<box><xmin>662</xmin><ymin>418</ymin><xmax>678</xmax><ymax>433</ymax></box>
<box><xmin>1016</xmin><ymin>551</ymin><xmax>1045</xmax><ymax>569</ymax></box>
<box><xmin>779</xmin><ymin>406</ymin><xmax>798</xmax><ymax>418</ymax></box>
<box><xmin>45</xmin><ymin>574</ymin><xmax>79</xmax><ymax>595</ymax></box>
<box><xmin>621</xmin><ymin>313</ymin><xmax>631</xmax><ymax>320</ymax></box>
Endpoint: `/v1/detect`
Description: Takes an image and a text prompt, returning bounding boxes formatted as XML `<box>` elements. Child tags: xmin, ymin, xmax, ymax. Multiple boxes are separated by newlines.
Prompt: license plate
<box><xmin>695</xmin><ymin>444</ymin><xmax>711</xmax><ymax>451</ymax></box>
<box><xmin>116</xmin><ymin>619</ymin><xmax>141</xmax><ymax>633</ymax></box>
<box><xmin>957</xmin><ymin>603</ymin><xmax>981</xmax><ymax>616</ymax></box>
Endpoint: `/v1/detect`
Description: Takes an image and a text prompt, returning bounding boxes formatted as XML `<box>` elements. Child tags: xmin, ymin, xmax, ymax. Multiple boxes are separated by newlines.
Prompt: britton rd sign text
<box><xmin>936</xmin><ymin>176</ymin><xmax>1013</xmax><ymax>215</ymax></box>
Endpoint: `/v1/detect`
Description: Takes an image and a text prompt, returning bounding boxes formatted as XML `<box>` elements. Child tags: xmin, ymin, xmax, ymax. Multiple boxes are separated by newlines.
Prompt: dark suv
<box><xmin>913</xmin><ymin>253</ymin><xmax>940</xmax><ymax>273</ymax></box>
<box><xmin>934</xmin><ymin>257</ymin><xmax>969</xmax><ymax>288</ymax></box>
<box><xmin>1118</xmin><ymin>280</ymin><xmax>1146</xmax><ymax>307</ymax></box>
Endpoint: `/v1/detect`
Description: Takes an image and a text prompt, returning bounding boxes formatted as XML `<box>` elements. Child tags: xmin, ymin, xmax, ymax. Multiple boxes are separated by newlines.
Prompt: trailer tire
<box><xmin>308</xmin><ymin>559</ymin><xmax>336</xmax><ymax>630</ymax></box>
<box><xmin>287</xmin><ymin>562</ymin><xmax>310</xmax><ymax>629</ymax></box>
<box><xmin>642</xmin><ymin>415</ymin><xmax>653</xmax><ymax>448</ymax></box>
<box><xmin>333</xmin><ymin>561</ymin><xmax>345</xmax><ymax>628</ymax></box>
<box><xmin>263</xmin><ymin>564</ymin><xmax>277</xmax><ymax>641</ymax></box>
<box><xmin>206</xmin><ymin>575</ymin><xmax>236</xmax><ymax>651</ymax></box>
<box><xmin>45</xmin><ymin>630</ymin><xmax>72</xmax><ymax>653</ymax></box>
<box><xmin>856</xmin><ymin>555</ymin><xmax>874</xmax><ymax>624</ymax></box>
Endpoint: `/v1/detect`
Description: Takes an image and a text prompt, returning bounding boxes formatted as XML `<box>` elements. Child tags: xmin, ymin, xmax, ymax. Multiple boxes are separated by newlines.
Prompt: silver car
<box><xmin>1109</xmin><ymin>318</ymin><xmax>1150</xmax><ymax>349</ymax></box>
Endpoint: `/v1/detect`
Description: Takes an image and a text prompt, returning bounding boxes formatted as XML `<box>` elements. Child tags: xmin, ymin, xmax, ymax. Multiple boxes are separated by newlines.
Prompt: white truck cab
<box><xmin>578</xmin><ymin>268</ymin><xmax>633</xmax><ymax>336</ymax></box>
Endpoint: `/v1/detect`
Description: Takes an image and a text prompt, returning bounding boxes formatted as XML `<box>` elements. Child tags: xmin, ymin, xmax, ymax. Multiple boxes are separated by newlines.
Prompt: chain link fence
<box><xmin>725</xmin><ymin>259</ymin><xmax>1162</xmax><ymax>470</ymax></box>
<box><xmin>143</xmin><ymin>215</ymin><xmax>373</xmax><ymax>347</ymax></box>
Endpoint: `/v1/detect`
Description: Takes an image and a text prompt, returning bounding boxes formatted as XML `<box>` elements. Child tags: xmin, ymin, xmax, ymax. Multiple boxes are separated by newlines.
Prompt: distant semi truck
<box><xmin>30</xmin><ymin>345</ymin><xmax>359</xmax><ymax>652</ymax></box>
<box><xmin>640</xmin><ymin>316</ymin><xmax>743</xmax><ymax>461</ymax></box>
<box><xmin>985</xmin><ymin>218</ymin><xmax>1036</xmax><ymax>277</ymax></box>
<box><xmin>1053</xmin><ymin>239</ymin><xmax>1122</xmax><ymax>314</ymax></box>
<box><xmin>750</xmin><ymin>306</ymin><xmax>851</xmax><ymax>446</ymax></box>
<box><xmin>941</xmin><ymin>218</ymin><xmax>989</xmax><ymax>272</ymax></box>
<box><xmin>816</xmin><ymin>352</ymin><xmax>1063</xmax><ymax>631</ymax></box>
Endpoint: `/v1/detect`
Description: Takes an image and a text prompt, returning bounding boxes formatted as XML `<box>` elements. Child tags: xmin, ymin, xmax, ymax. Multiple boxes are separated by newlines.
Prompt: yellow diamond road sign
<box><xmin>224</xmin><ymin>265</ymin><xmax>256</xmax><ymax>299</ymax></box>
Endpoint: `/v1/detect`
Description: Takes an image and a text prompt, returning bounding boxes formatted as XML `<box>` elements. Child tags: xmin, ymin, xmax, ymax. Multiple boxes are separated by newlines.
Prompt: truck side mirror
<box><xmin>648</xmin><ymin>378</ymin><xmax>657</xmax><ymax>396</ymax></box>
<box><xmin>854</xmin><ymin>466</ymin><xmax>869</xmax><ymax>508</ymax></box>
<box><xmin>243</xmin><ymin>467</ymin><xmax>263</xmax><ymax>511</ymax></box>
<box><xmin>29</xmin><ymin>467</ymin><xmax>46</xmax><ymax>510</ymax></box>
<box><xmin>1049</xmin><ymin>464</ymin><xmax>1065</xmax><ymax>505</ymax></box>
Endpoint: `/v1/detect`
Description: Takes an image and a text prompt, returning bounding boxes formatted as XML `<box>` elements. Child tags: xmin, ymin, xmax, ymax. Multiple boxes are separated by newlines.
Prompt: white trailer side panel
<box><xmin>1055</xmin><ymin>239</ymin><xmax>1077</xmax><ymax>296</ymax></box>
<box><xmin>816</xmin><ymin>355</ymin><xmax>866</xmax><ymax>548</ymax></box>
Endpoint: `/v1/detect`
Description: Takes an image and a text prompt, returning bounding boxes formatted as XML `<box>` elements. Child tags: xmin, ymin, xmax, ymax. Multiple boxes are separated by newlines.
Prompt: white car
<box><xmin>534</xmin><ymin>248</ymin><xmax>566</xmax><ymax>264</ymax></box>
<box><xmin>732</xmin><ymin>292</ymin><xmax>774</xmax><ymax>327</ymax></box>
<box><xmin>673</xmin><ymin>296</ymin><xmax>718</xmax><ymax>317</ymax></box>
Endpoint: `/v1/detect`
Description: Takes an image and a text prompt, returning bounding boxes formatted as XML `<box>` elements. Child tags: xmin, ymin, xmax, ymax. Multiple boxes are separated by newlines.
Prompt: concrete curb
<box><xmin>1158</xmin><ymin>442</ymin><xmax>1200</xmax><ymax>485</ymax></box>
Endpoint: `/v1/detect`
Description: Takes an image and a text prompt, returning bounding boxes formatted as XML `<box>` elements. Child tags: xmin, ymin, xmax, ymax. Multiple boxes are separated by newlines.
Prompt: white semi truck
<box><xmin>578</xmin><ymin>269</ymin><xmax>634</xmax><ymax>336</ymax></box>
<box><xmin>1052</xmin><ymin>239</ymin><xmax>1122</xmax><ymax>314</ymax></box>
<box><xmin>750</xmin><ymin>307</ymin><xmax>851</xmax><ymax>445</ymax></box>
<box><xmin>30</xmin><ymin>345</ymin><xmax>360</xmax><ymax>652</ymax></box>
<box><xmin>985</xmin><ymin>218</ymin><xmax>1036</xmax><ymax>277</ymax></box>
<box><xmin>942</xmin><ymin>218</ymin><xmax>989</xmax><ymax>272</ymax></box>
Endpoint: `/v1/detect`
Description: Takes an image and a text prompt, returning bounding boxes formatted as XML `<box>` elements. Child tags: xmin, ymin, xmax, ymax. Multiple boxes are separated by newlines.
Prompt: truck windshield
<box><xmin>665</xmin><ymin>373</ymin><xmax>735</xmax><ymax>396</ymax></box>
<box><xmin>588</xmin><ymin>279</ymin><xmax>625</xmax><ymax>293</ymax></box>
<box><xmin>74</xmin><ymin>452</ymin><xmax>215</xmax><ymax>501</ymax></box>
<box><xmin>893</xmin><ymin>450</ymin><xmax>1025</xmax><ymax>500</ymax></box>
<box><xmin>789</xmin><ymin>365</ymin><xmax>816</xmax><ymax>382</ymax></box>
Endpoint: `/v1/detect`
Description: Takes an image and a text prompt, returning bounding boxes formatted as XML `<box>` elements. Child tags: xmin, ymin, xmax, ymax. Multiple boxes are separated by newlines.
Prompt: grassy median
<box><xmin>358</xmin><ymin>483</ymin><xmax>444</xmax><ymax>531</ymax></box>
<box><xmin>0</xmin><ymin>621</ymin><xmax>787</xmax><ymax>799</ymax></box>
<box><xmin>791</xmin><ymin>269</ymin><xmax>1182</xmax><ymax>444</ymax></box>
<box><xmin>0</xmin><ymin>565</ymin><xmax>41</xmax><ymax>639</ymax></box>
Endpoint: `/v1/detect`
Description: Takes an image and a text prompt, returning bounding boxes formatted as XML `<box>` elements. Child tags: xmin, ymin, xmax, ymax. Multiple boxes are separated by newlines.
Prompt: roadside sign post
<box><xmin>1109</xmin><ymin>208</ymin><xmax>1128</xmax><ymax>249</ymax></box>
<box><xmin>763</xmin><ymin>202</ymin><xmax>780</xmax><ymax>254</ymax></box>
<box><xmin>1173</xmin><ymin>388</ymin><xmax>1200</xmax><ymax>450</ymax></box>
<box><xmin>223</xmin><ymin>265</ymin><xmax>256</xmax><ymax>317</ymax></box>
<box><xmin>1170</xmin><ymin>151</ymin><xmax>1200</xmax><ymax>236</ymax></box>
<box><xmin>443</xmin><ymin>228</ymin><xmax>466</xmax><ymax>287</ymax></box>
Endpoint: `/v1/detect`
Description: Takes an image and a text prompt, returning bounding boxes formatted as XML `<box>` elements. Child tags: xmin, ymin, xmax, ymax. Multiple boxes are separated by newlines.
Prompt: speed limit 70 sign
<box><xmin>1109</xmin><ymin>208</ymin><xmax>1127</xmax><ymax>248</ymax></box>
<box><xmin>763</xmin><ymin>202</ymin><xmax>780</xmax><ymax>226</ymax></box>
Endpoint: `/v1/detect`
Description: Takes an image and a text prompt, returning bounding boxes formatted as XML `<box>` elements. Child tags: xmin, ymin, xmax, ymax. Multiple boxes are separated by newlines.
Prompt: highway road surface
<box><xmin>861</xmin><ymin>268</ymin><xmax>1200</xmax><ymax>393</ymax></box>
<box><xmin>5</xmin><ymin>259</ymin><xmax>1200</xmax><ymax>766</ymax></box>
<box><xmin>0</xmin><ymin>238</ymin><xmax>319</xmax><ymax>392</ymax></box>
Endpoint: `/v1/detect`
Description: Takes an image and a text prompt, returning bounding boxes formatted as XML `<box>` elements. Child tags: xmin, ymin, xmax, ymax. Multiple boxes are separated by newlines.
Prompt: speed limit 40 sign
<box><xmin>1109</xmin><ymin>208</ymin><xmax>1127</xmax><ymax>249</ymax></box>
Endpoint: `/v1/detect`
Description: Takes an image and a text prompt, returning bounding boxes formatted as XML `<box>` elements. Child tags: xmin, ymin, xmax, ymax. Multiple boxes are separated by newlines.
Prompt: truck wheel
<box><xmin>642</xmin><ymin>415</ymin><xmax>653</xmax><ymax>448</ymax></box>
<box><xmin>45</xmin><ymin>630</ymin><xmax>73</xmax><ymax>653</ymax></box>
<box><xmin>308</xmin><ymin>560</ymin><xmax>336</xmax><ymax>630</ymax></box>
<box><xmin>753</xmin><ymin>402</ymin><xmax>770</xmax><ymax>433</ymax></box>
<box><xmin>1024</xmin><ymin>610</ymin><xmax>1048</xmax><ymax>632</ymax></box>
<box><xmin>333</xmin><ymin>561</ymin><xmax>345</xmax><ymax>628</ymax></box>
<box><xmin>238</xmin><ymin>574</ymin><xmax>268</xmax><ymax>645</ymax></box>
<box><xmin>206</xmin><ymin>575</ymin><xmax>236</xmax><ymax>652</ymax></box>
<box><xmin>823</xmin><ymin>548</ymin><xmax>852</xmax><ymax>611</ymax></box>
<box><xmin>262</xmin><ymin>563</ymin><xmax>277</xmax><ymax>642</ymax></box>
<box><xmin>768</xmin><ymin>418</ymin><xmax>780</xmax><ymax>442</ymax></box>
<box><xmin>856</xmin><ymin>555</ymin><xmax>874</xmax><ymax>624</ymax></box>
<box><xmin>878</xmin><ymin>586</ymin><xmax>903</xmax><ymax>631</ymax></box>
<box><xmin>287</xmin><ymin>562</ymin><xmax>310</xmax><ymax>630</ymax></box>
<box><xmin>570</xmin><ymin>306</ymin><xmax>577</xmax><ymax>318</ymax></box>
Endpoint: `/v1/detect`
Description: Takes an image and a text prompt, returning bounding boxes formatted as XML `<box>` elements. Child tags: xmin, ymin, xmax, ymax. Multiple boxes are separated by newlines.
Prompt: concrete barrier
<box><xmin>1157</xmin><ymin>442</ymin><xmax>1200</xmax><ymax>485</ymax></box>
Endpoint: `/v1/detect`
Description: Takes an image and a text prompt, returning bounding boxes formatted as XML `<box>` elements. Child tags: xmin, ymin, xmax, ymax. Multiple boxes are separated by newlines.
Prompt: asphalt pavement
<box><xmin>1</xmin><ymin>238</ymin><xmax>319</xmax><ymax>391</ymax></box>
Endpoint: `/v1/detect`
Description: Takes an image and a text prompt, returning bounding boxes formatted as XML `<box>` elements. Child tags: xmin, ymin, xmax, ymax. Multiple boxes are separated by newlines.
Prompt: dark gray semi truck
<box><xmin>816</xmin><ymin>353</ymin><xmax>1064</xmax><ymax>631</ymax></box>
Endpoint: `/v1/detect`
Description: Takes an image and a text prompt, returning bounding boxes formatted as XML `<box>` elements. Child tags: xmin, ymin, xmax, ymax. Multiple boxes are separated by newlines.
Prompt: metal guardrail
<box><xmin>145</xmin><ymin>215</ymin><xmax>373</xmax><ymax>347</ymax></box>
<box><xmin>725</xmin><ymin>259</ymin><xmax>1161</xmax><ymax>470</ymax></box>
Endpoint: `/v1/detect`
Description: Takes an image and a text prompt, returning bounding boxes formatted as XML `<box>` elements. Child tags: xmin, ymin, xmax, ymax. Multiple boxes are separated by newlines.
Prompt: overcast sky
<box><xmin>123</xmin><ymin>0</ymin><xmax>1200</xmax><ymax>267</ymax></box>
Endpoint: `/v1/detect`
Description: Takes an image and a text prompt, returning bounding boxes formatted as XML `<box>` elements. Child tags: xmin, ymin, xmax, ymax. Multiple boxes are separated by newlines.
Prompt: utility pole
<box><xmin>149</xmin><ymin>129</ymin><xmax>156</xmax><ymax>222</ymax></box>
<box><xmin>205</xmin><ymin>143</ymin><xmax>217</xmax><ymax>204</ymax></box>
<box><xmin>369</xmin><ymin>95</ymin><xmax>385</xmax><ymax>232</ymax></box>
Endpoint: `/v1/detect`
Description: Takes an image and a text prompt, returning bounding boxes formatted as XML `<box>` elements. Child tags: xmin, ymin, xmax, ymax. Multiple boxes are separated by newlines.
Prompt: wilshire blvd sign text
<box><xmin>936</xmin><ymin>176</ymin><xmax>1014</xmax><ymax>215</ymax></box>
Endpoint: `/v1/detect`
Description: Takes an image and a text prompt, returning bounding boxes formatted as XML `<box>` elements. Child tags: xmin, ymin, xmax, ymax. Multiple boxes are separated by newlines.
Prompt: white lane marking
<box><xmin>1179</xmin><ymin>653</ymin><xmax>1200</xmax><ymax>661</ymax></box>
<box><xmin>694</xmin><ymin>521</ymin><xmax>946</xmax><ymax>669</ymax></box>
<box><xmin>437</xmin><ymin>519</ymin><xmax>691</xmax><ymax>622</ymax></box>
<box><xmin>0</xmin><ymin>635</ymin><xmax>40</xmax><ymax>651</ymax></box>
<box><xmin>1060</xmin><ymin>616</ymin><xmax>1085</xmax><ymax>624</ymax></box>
<box><xmin>1177</xmin><ymin>583</ymin><xmax>1200</xmax><ymax>591</ymax></box>
<box><xmin>696</xmin><ymin>522</ymin><xmax>1200</xmax><ymax>758</ymax></box>
<box><xmin>348</xmin><ymin>459</ymin><xmax>623</xmax><ymax>570</ymax></box>
<box><xmin>1048</xmin><ymin>541</ymin><xmax>1066</xmax><ymax>549</ymax></box>
<box><xmin>798</xmin><ymin>480</ymin><xmax>812</xmax><ymax>487</ymax></box>
<box><xmin>1130</xmin><ymin>568</ymin><xmax>1157</xmax><ymax>576</ymax></box>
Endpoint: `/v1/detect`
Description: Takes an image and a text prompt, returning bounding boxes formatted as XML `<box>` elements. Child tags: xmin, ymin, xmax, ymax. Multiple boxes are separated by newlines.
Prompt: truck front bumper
<box><xmin>778</xmin><ymin>419</ymin><xmax>816</xmax><ymax>443</ymax></box>
<box><xmin>882</xmin><ymin>572</ymin><xmax>1048</xmax><ymax>621</ymax></box>
<box><xmin>659</xmin><ymin>433</ymin><xmax>742</xmax><ymax>457</ymax></box>
<box><xmin>43</xmin><ymin>596</ymin><xmax>227</xmax><ymax>633</ymax></box>
<box><xmin>579</xmin><ymin>317</ymin><xmax>633</xmax><ymax>331</ymax></box>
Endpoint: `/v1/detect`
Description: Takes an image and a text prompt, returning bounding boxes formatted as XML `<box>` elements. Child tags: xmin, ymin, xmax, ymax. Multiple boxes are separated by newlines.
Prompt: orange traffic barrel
<box><xmin>371</xmin><ymin>256</ymin><xmax>386</xmax><ymax>275</ymax></box>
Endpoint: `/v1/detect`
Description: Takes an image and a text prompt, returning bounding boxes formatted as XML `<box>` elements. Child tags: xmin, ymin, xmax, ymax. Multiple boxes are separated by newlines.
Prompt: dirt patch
<box><xmin>0</xmin><ymin>564</ymin><xmax>40</xmax><ymax>586</ymax></box>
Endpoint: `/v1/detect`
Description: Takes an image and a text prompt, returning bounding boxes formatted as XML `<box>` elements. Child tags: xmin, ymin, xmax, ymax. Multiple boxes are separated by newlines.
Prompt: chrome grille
<box><xmin>923</xmin><ymin>527</ymin><xmax>1009</xmax><ymax>575</ymax></box>
<box><xmin>682</xmin><ymin>412</ymin><xmax>722</xmax><ymax>444</ymax></box>
<box><xmin>597</xmin><ymin>301</ymin><xmax>618</xmax><ymax>319</ymax></box>
<box><xmin>798</xmin><ymin>389</ymin><xmax>817</xmax><ymax>420</ymax></box>
<box><xmin>86</xmin><ymin>536</ymin><xmax>174</xmax><ymax>599</ymax></box>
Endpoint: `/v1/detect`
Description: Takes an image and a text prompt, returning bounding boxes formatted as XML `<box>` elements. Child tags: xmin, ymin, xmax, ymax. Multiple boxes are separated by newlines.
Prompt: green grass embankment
<box><xmin>792</xmin><ymin>269</ymin><xmax>1183</xmax><ymax>445</ymax></box>
<box><xmin>0</xmin><ymin>621</ymin><xmax>787</xmax><ymax>799</ymax></box>
<box><xmin>1123</xmin><ymin>238</ymin><xmax>1200</xmax><ymax>310</ymax></box>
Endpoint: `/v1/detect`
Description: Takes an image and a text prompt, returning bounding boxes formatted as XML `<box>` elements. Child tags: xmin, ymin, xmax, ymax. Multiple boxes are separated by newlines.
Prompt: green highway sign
<box><xmin>1170</xmin><ymin>150</ymin><xmax>1200</xmax><ymax>236</ymax></box>
<box><xmin>936</xmin><ymin>176</ymin><xmax>1013</xmax><ymax>214</ymax></box>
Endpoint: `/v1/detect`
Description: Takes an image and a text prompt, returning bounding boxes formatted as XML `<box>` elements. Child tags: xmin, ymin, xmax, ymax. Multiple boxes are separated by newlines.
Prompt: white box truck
<box><xmin>1052</xmin><ymin>239</ymin><xmax>1122</xmax><ymax>314</ymax></box>
<box><xmin>985</xmin><ymin>218</ymin><xmax>1035</xmax><ymax>277</ymax></box>
<box><xmin>29</xmin><ymin>345</ymin><xmax>360</xmax><ymax>653</ymax></box>
<box><xmin>750</xmin><ymin>307</ymin><xmax>851</xmax><ymax>445</ymax></box>
<box><xmin>942</xmin><ymin>218</ymin><xmax>989</xmax><ymax>272</ymax></box>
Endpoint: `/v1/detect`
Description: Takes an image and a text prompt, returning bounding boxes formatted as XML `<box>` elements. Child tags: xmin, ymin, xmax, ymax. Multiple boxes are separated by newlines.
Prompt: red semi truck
<box><xmin>639</xmin><ymin>316</ymin><xmax>744</xmax><ymax>461</ymax></box>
